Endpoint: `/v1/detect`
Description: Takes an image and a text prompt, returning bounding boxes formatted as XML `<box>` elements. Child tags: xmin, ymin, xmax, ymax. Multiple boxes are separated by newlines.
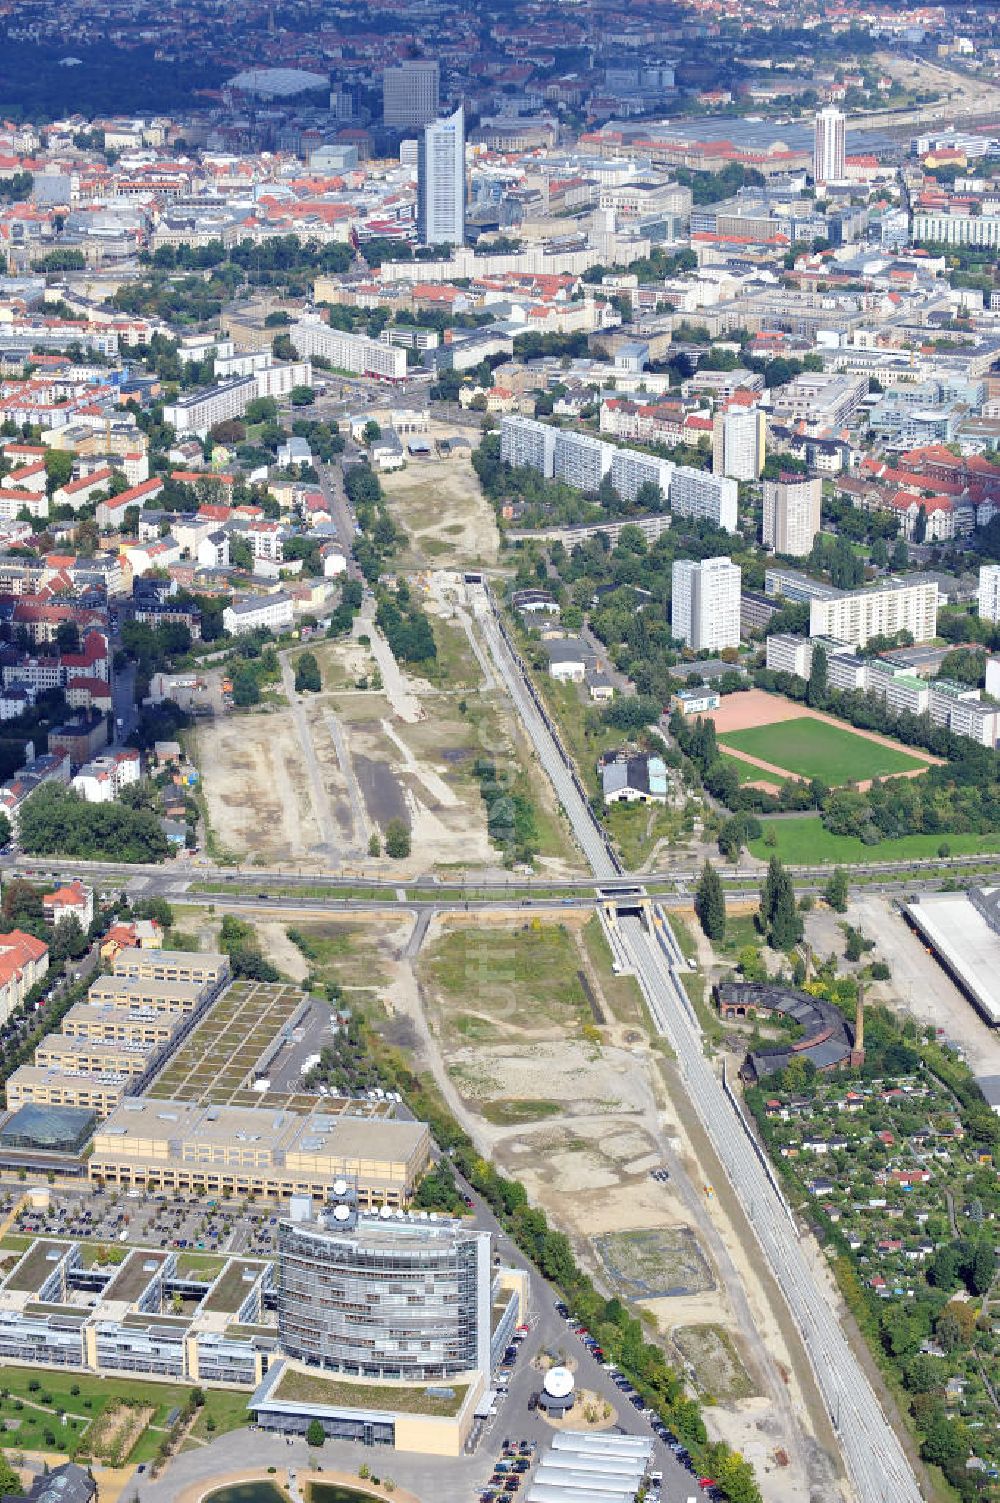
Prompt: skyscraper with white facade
<box><xmin>671</xmin><ymin>556</ymin><xmax>741</xmax><ymax>652</ymax></box>
<box><xmin>762</xmin><ymin>475</ymin><xmax>822</xmax><ymax>558</ymax></box>
<box><xmin>712</xmin><ymin>405</ymin><xmax>765</xmax><ymax>481</ymax></box>
<box><xmin>814</xmin><ymin>106</ymin><xmax>846</xmax><ymax>185</ymax></box>
<box><xmin>417</xmin><ymin>106</ymin><xmax>465</xmax><ymax>247</ymax></box>
<box><xmin>383</xmin><ymin>60</ymin><xmax>440</xmax><ymax>128</ymax></box>
<box><xmin>979</xmin><ymin>564</ymin><xmax>1000</xmax><ymax>623</ymax></box>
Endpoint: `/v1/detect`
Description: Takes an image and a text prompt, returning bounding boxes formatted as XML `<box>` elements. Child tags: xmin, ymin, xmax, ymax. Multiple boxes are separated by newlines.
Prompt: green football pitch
<box><xmin>717</xmin><ymin>715</ymin><xmax>929</xmax><ymax>784</ymax></box>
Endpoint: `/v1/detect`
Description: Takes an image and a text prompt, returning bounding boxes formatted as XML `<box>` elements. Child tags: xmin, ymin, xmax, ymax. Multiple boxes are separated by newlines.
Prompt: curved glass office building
<box><xmin>278</xmin><ymin>1207</ymin><xmax>491</xmax><ymax>1381</ymax></box>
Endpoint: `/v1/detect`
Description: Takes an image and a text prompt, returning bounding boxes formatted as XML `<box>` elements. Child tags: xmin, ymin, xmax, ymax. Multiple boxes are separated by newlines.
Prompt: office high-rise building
<box><xmin>671</xmin><ymin>556</ymin><xmax>741</xmax><ymax>651</ymax></box>
<box><xmin>417</xmin><ymin>106</ymin><xmax>465</xmax><ymax>247</ymax></box>
<box><xmin>762</xmin><ymin>475</ymin><xmax>822</xmax><ymax>558</ymax></box>
<box><xmin>278</xmin><ymin>1199</ymin><xmax>492</xmax><ymax>1381</ymax></box>
<box><xmin>383</xmin><ymin>60</ymin><xmax>440</xmax><ymax>129</ymax></box>
<box><xmin>712</xmin><ymin>405</ymin><xmax>765</xmax><ymax>481</ymax></box>
<box><xmin>814</xmin><ymin>106</ymin><xmax>845</xmax><ymax>185</ymax></box>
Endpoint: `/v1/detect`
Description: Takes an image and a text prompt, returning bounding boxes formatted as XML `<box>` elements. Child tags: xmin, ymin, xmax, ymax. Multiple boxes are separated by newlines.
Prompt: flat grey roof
<box><xmin>905</xmin><ymin>894</ymin><xmax>1000</xmax><ymax>1027</ymax></box>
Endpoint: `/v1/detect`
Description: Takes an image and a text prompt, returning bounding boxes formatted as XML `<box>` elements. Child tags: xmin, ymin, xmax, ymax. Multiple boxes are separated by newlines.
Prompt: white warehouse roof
<box><xmin>526</xmin><ymin>1430</ymin><xmax>653</xmax><ymax>1503</ymax></box>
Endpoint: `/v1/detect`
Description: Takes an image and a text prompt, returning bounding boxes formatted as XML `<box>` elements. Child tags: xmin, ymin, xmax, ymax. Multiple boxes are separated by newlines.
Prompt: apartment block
<box><xmin>609</xmin><ymin>448</ymin><xmax>674</xmax><ymax>503</ymax></box>
<box><xmin>765</xmin><ymin>566</ymin><xmax>840</xmax><ymax>603</ymax></box>
<box><xmin>500</xmin><ymin>415</ymin><xmax>557</xmax><ymax>476</ymax></box>
<box><xmin>765</xmin><ymin>633</ymin><xmax>814</xmax><ymax>677</ymax></box>
<box><xmin>291</xmin><ymin>317</ymin><xmax>407</xmax><ymax>380</ymax></box>
<box><xmin>553</xmin><ymin>429</ymin><xmax>612</xmax><ymax>493</ymax></box>
<box><xmin>864</xmin><ymin>660</ymin><xmax>930</xmax><ymax>716</ymax></box>
<box><xmin>500</xmin><ymin>416</ymin><xmax>678</xmax><ymax>509</ymax></box>
<box><xmin>669</xmin><ymin>465</ymin><xmax>739</xmax><ymax>532</ymax></box>
<box><xmin>671</xmin><ymin>556</ymin><xmax>741</xmax><ymax>651</ymax></box>
<box><xmin>808</xmin><ymin>578</ymin><xmax>939</xmax><ymax>647</ymax></box>
<box><xmin>913</xmin><ymin>213</ymin><xmax>1000</xmax><ymax>249</ymax></box>
<box><xmin>770</xmin><ymin>373</ymin><xmax>867</xmax><ymax>429</ymax></box>
<box><xmin>978</xmin><ymin>564</ymin><xmax>1000</xmax><ymax>623</ymax></box>
<box><xmin>825</xmin><ymin>652</ymin><xmax>868</xmax><ymax>691</ymax></box>
<box><xmin>72</xmin><ymin>748</ymin><xmax>141</xmax><ymax>804</ymax></box>
<box><xmin>0</xmin><ymin>930</ymin><xmax>48</xmax><ymax>1025</ymax></box>
<box><xmin>162</xmin><ymin>377</ymin><xmax>257</xmax><ymax>438</ymax></box>
<box><xmin>762</xmin><ymin>475</ymin><xmax>822</xmax><ymax>558</ymax></box>
<box><xmin>712</xmin><ymin>405</ymin><xmax>765</xmax><ymax>481</ymax></box>
<box><xmin>253</xmin><ymin>360</ymin><xmax>312</xmax><ymax>401</ymax></box>
<box><xmin>222</xmin><ymin>592</ymin><xmax>294</xmax><ymax>637</ymax></box>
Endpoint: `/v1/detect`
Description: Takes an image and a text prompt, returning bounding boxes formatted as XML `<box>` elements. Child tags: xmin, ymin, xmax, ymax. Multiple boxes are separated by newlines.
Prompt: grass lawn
<box><xmin>274</xmin><ymin>1368</ymin><xmax>467</xmax><ymax>1416</ymax></box>
<box><xmin>670</xmin><ymin>915</ymin><xmax>698</xmax><ymax>963</ymax></box>
<box><xmin>715</xmin><ymin>912</ymin><xmax>761</xmax><ymax>956</ymax></box>
<box><xmin>0</xmin><ymin>1233</ymin><xmax>32</xmax><ymax>1252</ymax></box>
<box><xmin>605</xmin><ymin>800</ymin><xmax>688</xmax><ymax>869</ymax></box>
<box><xmin>285</xmin><ymin>921</ymin><xmax>389</xmax><ymax>991</ymax></box>
<box><xmin>422</xmin><ymin>922</ymin><xmax>589</xmax><ymax>1037</ymax></box>
<box><xmin>0</xmin><ymin>1368</ymin><xmax>250</xmax><ymax>1463</ymax></box>
<box><xmin>718</xmin><ymin>717</ymin><xmax>929</xmax><ymax>784</ymax></box>
<box><xmin>173</xmin><ymin>1252</ymin><xmax>226</xmax><ymax>1280</ymax></box>
<box><xmin>749</xmin><ymin>816</ymin><xmax>1000</xmax><ymax>865</ymax></box>
<box><xmin>423</xmin><ymin>617</ymin><xmax>482</xmax><ymax>691</ymax></box>
<box><xmin>480</xmin><ymin>1098</ymin><xmax>562</xmax><ymax>1124</ymax></box>
<box><xmin>188</xmin><ymin>1389</ymin><xmax>250</xmax><ymax>1442</ymax></box>
<box><xmin>718</xmin><ymin>751</ymin><xmax>777</xmax><ymax>785</ymax></box>
<box><xmin>680</xmin><ymin>973</ymin><xmax>722</xmax><ymax>1047</ymax></box>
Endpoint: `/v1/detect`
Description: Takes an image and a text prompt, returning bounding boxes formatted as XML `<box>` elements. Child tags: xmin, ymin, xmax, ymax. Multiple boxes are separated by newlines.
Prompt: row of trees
<box><xmin>375</xmin><ymin>583</ymin><xmax>437</xmax><ymax>666</ymax></box>
<box><xmin>474</xmin><ymin>757</ymin><xmax>539</xmax><ymax>866</ymax></box>
<box><xmin>343</xmin><ymin>464</ymin><xmax>402</xmax><ymax>584</ymax></box>
<box><xmin>294</xmin><ymin>652</ymin><xmax>322</xmax><ymax>694</ymax></box>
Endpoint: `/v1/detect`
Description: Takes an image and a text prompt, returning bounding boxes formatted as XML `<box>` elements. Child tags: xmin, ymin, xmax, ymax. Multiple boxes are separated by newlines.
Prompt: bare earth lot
<box><xmin>192</xmin><ymin>590</ymin><xmax>578</xmax><ymax>873</ymax></box>
<box><xmin>193</xmin><ymin>709</ymin><xmax>319</xmax><ymax>864</ymax></box>
<box><xmin>380</xmin><ymin>436</ymin><xmax>500</xmax><ymax>572</ymax></box>
<box><xmin>406</xmin><ymin>913</ymin><xmax>840</xmax><ymax>1503</ymax></box>
<box><xmin>189</xmin><ymin>441</ymin><xmax>574</xmax><ymax>872</ymax></box>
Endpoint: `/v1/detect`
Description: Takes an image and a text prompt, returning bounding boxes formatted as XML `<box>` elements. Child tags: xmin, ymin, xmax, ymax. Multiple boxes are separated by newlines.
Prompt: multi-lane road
<box><xmin>477</xmin><ymin>591</ymin><xmax>926</xmax><ymax>1503</ymax></box>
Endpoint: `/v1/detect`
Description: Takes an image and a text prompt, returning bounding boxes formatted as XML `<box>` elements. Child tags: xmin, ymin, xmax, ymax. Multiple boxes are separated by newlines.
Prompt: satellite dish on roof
<box><xmin>379</xmin><ymin>1204</ymin><xmax>393</xmax><ymax>1219</ymax></box>
<box><xmin>332</xmin><ymin>1202</ymin><xmax>351</xmax><ymax>1222</ymax></box>
<box><xmin>332</xmin><ymin>1177</ymin><xmax>349</xmax><ymax>1197</ymax></box>
<box><xmin>543</xmin><ymin>1366</ymin><xmax>575</xmax><ymax>1399</ymax></box>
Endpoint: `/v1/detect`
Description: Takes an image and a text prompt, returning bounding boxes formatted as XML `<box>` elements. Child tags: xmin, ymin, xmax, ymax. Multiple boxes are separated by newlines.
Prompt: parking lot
<box><xmin>1</xmin><ymin>1181</ymin><xmax>285</xmax><ymax>1261</ymax></box>
<box><xmin>472</xmin><ymin>1297</ymin><xmax>714</xmax><ymax>1503</ymax></box>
